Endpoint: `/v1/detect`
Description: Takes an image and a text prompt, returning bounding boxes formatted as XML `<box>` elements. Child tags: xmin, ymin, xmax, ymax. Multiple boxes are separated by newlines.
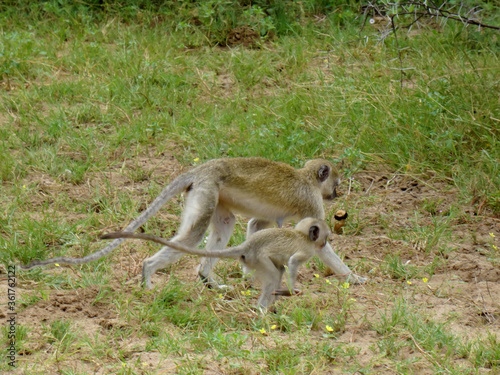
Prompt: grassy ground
<box><xmin>1</xmin><ymin>2</ymin><xmax>499</xmax><ymax>374</ymax></box>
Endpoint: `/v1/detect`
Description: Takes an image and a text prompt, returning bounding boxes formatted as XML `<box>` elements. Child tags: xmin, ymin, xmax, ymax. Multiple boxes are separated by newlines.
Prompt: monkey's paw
<box><xmin>198</xmin><ymin>272</ymin><xmax>233</xmax><ymax>290</ymax></box>
<box><xmin>346</xmin><ymin>273</ymin><xmax>367</xmax><ymax>284</ymax></box>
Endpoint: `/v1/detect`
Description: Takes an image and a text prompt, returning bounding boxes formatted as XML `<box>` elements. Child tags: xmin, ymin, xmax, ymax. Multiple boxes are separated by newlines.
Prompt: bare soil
<box><xmin>4</xmin><ymin>155</ymin><xmax>499</xmax><ymax>373</ymax></box>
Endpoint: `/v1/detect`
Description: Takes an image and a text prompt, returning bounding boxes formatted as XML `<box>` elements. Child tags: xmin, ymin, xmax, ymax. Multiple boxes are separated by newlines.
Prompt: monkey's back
<box><xmin>199</xmin><ymin>158</ymin><xmax>324</xmax><ymax>220</ymax></box>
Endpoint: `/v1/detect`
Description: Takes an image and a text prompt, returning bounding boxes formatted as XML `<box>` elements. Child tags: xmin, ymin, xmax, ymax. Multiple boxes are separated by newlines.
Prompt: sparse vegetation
<box><xmin>0</xmin><ymin>1</ymin><xmax>499</xmax><ymax>373</ymax></box>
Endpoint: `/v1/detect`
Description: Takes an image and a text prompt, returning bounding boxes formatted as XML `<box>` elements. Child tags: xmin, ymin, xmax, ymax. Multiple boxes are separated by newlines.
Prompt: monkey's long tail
<box><xmin>19</xmin><ymin>175</ymin><xmax>194</xmax><ymax>270</ymax></box>
<box><xmin>101</xmin><ymin>232</ymin><xmax>244</xmax><ymax>260</ymax></box>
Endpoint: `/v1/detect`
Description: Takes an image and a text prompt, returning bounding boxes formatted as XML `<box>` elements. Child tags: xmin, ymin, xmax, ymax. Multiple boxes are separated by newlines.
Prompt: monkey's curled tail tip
<box><xmin>19</xmin><ymin>260</ymin><xmax>45</xmax><ymax>270</ymax></box>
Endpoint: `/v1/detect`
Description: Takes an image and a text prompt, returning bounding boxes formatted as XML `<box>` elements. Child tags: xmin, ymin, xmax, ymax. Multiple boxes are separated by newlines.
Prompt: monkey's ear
<box><xmin>308</xmin><ymin>225</ymin><xmax>320</xmax><ymax>241</ymax></box>
<box><xmin>318</xmin><ymin>165</ymin><xmax>330</xmax><ymax>182</ymax></box>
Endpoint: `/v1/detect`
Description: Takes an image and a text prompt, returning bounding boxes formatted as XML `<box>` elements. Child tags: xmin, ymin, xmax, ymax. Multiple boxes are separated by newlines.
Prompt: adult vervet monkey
<box><xmin>20</xmin><ymin>157</ymin><xmax>366</xmax><ymax>287</ymax></box>
<box><xmin>101</xmin><ymin>218</ymin><xmax>331</xmax><ymax>310</ymax></box>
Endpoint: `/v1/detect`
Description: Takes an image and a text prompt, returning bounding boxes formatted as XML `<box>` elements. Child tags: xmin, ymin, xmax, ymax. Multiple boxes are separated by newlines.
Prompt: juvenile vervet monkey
<box><xmin>20</xmin><ymin>157</ymin><xmax>366</xmax><ymax>287</ymax></box>
<box><xmin>101</xmin><ymin>218</ymin><xmax>331</xmax><ymax>310</ymax></box>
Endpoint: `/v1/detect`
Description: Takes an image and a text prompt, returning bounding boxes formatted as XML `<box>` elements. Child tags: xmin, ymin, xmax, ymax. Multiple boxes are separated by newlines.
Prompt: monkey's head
<box><xmin>295</xmin><ymin>218</ymin><xmax>331</xmax><ymax>249</ymax></box>
<box><xmin>304</xmin><ymin>159</ymin><xmax>341</xmax><ymax>201</ymax></box>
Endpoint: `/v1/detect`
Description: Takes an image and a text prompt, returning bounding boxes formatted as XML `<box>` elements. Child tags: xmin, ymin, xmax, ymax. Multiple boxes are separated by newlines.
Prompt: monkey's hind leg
<box><xmin>243</xmin><ymin>219</ymin><xmax>275</xmax><ymax>287</ymax></box>
<box><xmin>197</xmin><ymin>205</ymin><xmax>236</xmax><ymax>289</ymax></box>
<box><xmin>142</xmin><ymin>248</ymin><xmax>184</xmax><ymax>289</ymax></box>
<box><xmin>317</xmin><ymin>243</ymin><xmax>367</xmax><ymax>284</ymax></box>
<box><xmin>143</xmin><ymin>183</ymin><xmax>218</xmax><ymax>288</ymax></box>
<box><xmin>255</xmin><ymin>260</ymin><xmax>283</xmax><ymax>312</ymax></box>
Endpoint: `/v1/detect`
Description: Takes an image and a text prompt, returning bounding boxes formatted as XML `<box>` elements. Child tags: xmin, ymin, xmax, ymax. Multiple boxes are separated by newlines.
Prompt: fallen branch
<box><xmin>362</xmin><ymin>1</ymin><xmax>500</xmax><ymax>30</ymax></box>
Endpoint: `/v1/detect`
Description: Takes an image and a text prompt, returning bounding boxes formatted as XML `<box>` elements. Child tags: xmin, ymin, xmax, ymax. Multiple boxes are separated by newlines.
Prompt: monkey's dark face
<box><xmin>323</xmin><ymin>186</ymin><xmax>339</xmax><ymax>200</ymax></box>
<box><xmin>311</xmin><ymin>161</ymin><xmax>340</xmax><ymax>201</ymax></box>
<box><xmin>320</xmin><ymin>172</ymin><xmax>341</xmax><ymax>201</ymax></box>
<box><xmin>304</xmin><ymin>159</ymin><xmax>341</xmax><ymax>201</ymax></box>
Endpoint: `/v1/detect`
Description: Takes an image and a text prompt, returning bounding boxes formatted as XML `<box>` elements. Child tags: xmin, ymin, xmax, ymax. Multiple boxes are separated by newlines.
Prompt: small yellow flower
<box><xmin>325</xmin><ymin>279</ymin><xmax>331</xmax><ymax>284</ymax></box>
<box><xmin>270</xmin><ymin>325</ymin><xmax>277</xmax><ymax>330</ymax></box>
<box><xmin>489</xmin><ymin>233</ymin><xmax>496</xmax><ymax>238</ymax></box>
<box><xmin>314</xmin><ymin>274</ymin><xmax>319</xmax><ymax>278</ymax></box>
<box><xmin>423</xmin><ymin>278</ymin><xmax>428</xmax><ymax>283</ymax></box>
<box><xmin>259</xmin><ymin>328</ymin><xmax>266</xmax><ymax>334</ymax></box>
<box><xmin>325</xmin><ymin>325</ymin><xmax>334</xmax><ymax>332</ymax></box>
<box><xmin>241</xmin><ymin>290</ymin><xmax>251</xmax><ymax>296</ymax></box>
<box><xmin>349</xmin><ymin>298</ymin><xmax>357</xmax><ymax>302</ymax></box>
<box><xmin>341</xmin><ymin>282</ymin><xmax>350</xmax><ymax>289</ymax></box>
<box><xmin>406</xmin><ymin>281</ymin><xmax>412</xmax><ymax>285</ymax></box>
<box><xmin>55</xmin><ymin>263</ymin><xmax>60</xmax><ymax>267</ymax></box>
<box><xmin>22</xmin><ymin>185</ymin><xmax>26</xmax><ymax>189</ymax></box>
<box><xmin>218</xmin><ymin>294</ymin><xmax>223</xmax><ymax>299</ymax></box>
<box><xmin>194</xmin><ymin>158</ymin><xmax>199</xmax><ymax>162</ymax></box>
<box><xmin>493</xmin><ymin>245</ymin><xmax>498</xmax><ymax>250</ymax></box>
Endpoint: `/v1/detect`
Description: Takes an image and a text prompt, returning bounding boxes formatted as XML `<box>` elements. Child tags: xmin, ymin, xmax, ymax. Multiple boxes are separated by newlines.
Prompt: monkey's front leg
<box><xmin>317</xmin><ymin>242</ymin><xmax>367</xmax><ymax>284</ymax></box>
